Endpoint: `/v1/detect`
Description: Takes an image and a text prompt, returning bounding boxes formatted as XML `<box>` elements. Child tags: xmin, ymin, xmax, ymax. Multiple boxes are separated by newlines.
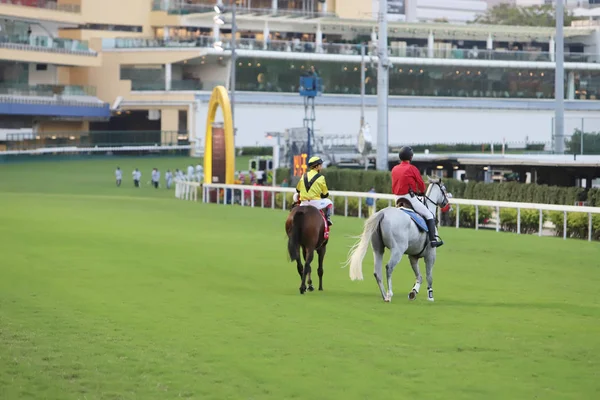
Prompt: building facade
<box><xmin>3</xmin><ymin>0</ymin><xmax>600</xmax><ymax>151</ymax></box>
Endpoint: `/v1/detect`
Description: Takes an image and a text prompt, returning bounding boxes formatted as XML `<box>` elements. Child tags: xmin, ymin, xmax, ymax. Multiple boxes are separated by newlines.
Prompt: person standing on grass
<box><xmin>151</xmin><ymin>168</ymin><xmax>160</xmax><ymax>189</ymax></box>
<box><xmin>133</xmin><ymin>168</ymin><xmax>141</xmax><ymax>188</ymax></box>
<box><xmin>165</xmin><ymin>169</ymin><xmax>173</xmax><ymax>189</ymax></box>
<box><xmin>115</xmin><ymin>167</ymin><xmax>122</xmax><ymax>187</ymax></box>
<box><xmin>366</xmin><ymin>187</ymin><xmax>376</xmax><ymax>217</ymax></box>
<box><xmin>187</xmin><ymin>164</ymin><xmax>195</xmax><ymax>181</ymax></box>
<box><xmin>196</xmin><ymin>163</ymin><xmax>204</xmax><ymax>182</ymax></box>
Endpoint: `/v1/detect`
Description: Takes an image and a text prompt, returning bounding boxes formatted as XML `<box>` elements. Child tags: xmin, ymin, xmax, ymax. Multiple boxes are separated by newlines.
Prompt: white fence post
<box><xmin>517</xmin><ymin>208</ymin><xmax>521</xmax><ymax>235</ymax></box>
<box><xmin>455</xmin><ymin>204</ymin><xmax>460</xmax><ymax>228</ymax></box>
<box><xmin>475</xmin><ymin>205</ymin><xmax>479</xmax><ymax>230</ymax></box>
<box><xmin>358</xmin><ymin>197</ymin><xmax>362</xmax><ymax>218</ymax></box>
<box><xmin>344</xmin><ymin>196</ymin><xmax>348</xmax><ymax>217</ymax></box>
<box><xmin>538</xmin><ymin>209</ymin><xmax>543</xmax><ymax>237</ymax></box>
<box><xmin>589</xmin><ymin>213</ymin><xmax>593</xmax><ymax>242</ymax></box>
<box><xmin>563</xmin><ymin>211</ymin><xmax>567</xmax><ymax>240</ymax></box>
<box><xmin>496</xmin><ymin>206</ymin><xmax>500</xmax><ymax>232</ymax></box>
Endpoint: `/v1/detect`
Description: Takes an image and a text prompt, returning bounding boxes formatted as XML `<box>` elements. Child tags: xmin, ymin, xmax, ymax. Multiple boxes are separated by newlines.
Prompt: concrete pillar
<box><xmin>405</xmin><ymin>0</ymin><xmax>417</xmax><ymax>22</ymax></box>
<box><xmin>549</xmin><ymin>36</ymin><xmax>555</xmax><ymax>62</ymax></box>
<box><xmin>165</xmin><ymin>63</ymin><xmax>172</xmax><ymax>91</ymax></box>
<box><xmin>161</xmin><ymin>108</ymin><xmax>179</xmax><ymax>145</ymax></box>
<box><xmin>163</xmin><ymin>26</ymin><xmax>169</xmax><ymax>40</ymax></box>
<box><xmin>321</xmin><ymin>0</ymin><xmax>328</xmax><ymax>13</ymax></box>
<box><xmin>272</xmin><ymin>0</ymin><xmax>277</xmax><ymax>11</ymax></box>
<box><xmin>263</xmin><ymin>21</ymin><xmax>269</xmax><ymax>50</ymax></box>
<box><xmin>427</xmin><ymin>30</ymin><xmax>434</xmax><ymax>58</ymax></box>
<box><xmin>316</xmin><ymin>23</ymin><xmax>323</xmax><ymax>53</ymax></box>
<box><xmin>567</xmin><ymin>71</ymin><xmax>576</xmax><ymax>100</ymax></box>
<box><xmin>213</xmin><ymin>23</ymin><xmax>220</xmax><ymax>42</ymax></box>
<box><xmin>486</xmin><ymin>33</ymin><xmax>493</xmax><ymax>50</ymax></box>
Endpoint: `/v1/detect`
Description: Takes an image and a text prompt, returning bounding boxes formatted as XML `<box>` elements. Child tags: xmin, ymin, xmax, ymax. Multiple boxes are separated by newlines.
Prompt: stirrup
<box><xmin>430</xmin><ymin>238</ymin><xmax>444</xmax><ymax>248</ymax></box>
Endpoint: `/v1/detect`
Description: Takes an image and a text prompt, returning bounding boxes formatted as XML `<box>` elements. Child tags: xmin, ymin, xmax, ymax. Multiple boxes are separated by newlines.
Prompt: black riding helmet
<box><xmin>399</xmin><ymin>146</ymin><xmax>414</xmax><ymax>161</ymax></box>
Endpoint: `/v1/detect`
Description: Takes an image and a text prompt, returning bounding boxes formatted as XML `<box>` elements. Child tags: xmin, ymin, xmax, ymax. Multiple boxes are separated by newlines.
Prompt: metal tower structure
<box><xmin>299</xmin><ymin>73</ymin><xmax>322</xmax><ymax>161</ymax></box>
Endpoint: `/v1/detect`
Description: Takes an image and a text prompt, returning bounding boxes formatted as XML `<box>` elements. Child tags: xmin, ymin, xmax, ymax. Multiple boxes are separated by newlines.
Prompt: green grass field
<box><xmin>1</xmin><ymin>157</ymin><xmax>599</xmax><ymax>400</ymax></box>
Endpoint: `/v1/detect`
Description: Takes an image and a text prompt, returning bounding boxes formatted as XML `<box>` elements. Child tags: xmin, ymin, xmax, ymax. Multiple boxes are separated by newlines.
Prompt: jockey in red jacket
<box><xmin>391</xmin><ymin>146</ymin><xmax>443</xmax><ymax>248</ymax></box>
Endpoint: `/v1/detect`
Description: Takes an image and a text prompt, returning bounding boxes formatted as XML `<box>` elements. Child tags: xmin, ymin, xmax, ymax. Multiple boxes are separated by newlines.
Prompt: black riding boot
<box><xmin>324</xmin><ymin>207</ymin><xmax>333</xmax><ymax>226</ymax></box>
<box><xmin>426</xmin><ymin>219</ymin><xmax>443</xmax><ymax>248</ymax></box>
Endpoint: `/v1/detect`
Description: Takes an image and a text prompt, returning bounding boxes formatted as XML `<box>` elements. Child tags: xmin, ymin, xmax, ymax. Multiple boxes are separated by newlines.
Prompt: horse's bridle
<box><xmin>420</xmin><ymin>182</ymin><xmax>450</xmax><ymax>219</ymax></box>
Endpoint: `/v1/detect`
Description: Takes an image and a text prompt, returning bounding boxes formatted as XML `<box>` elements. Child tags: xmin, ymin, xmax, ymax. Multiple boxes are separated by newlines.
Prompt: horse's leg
<box><xmin>408</xmin><ymin>255</ymin><xmax>423</xmax><ymax>301</ymax></box>
<box><xmin>424</xmin><ymin>250</ymin><xmax>437</xmax><ymax>302</ymax></box>
<box><xmin>300</xmin><ymin>247</ymin><xmax>314</xmax><ymax>295</ymax></box>
<box><xmin>305</xmin><ymin>247</ymin><xmax>315</xmax><ymax>292</ymax></box>
<box><xmin>384</xmin><ymin>247</ymin><xmax>404</xmax><ymax>302</ymax></box>
<box><xmin>317</xmin><ymin>245</ymin><xmax>326</xmax><ymax>291</ymax></box>
<box><xmin>372</xmin><ymin>249</ymin><xmax>388</xmax><ymax>301</ymax></box>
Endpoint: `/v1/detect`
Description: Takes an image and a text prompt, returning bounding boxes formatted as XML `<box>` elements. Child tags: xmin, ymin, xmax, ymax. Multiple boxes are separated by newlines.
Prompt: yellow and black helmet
<box><xmin>307</xmin><ymin>156</ymin><xmax>323</xmax><ymax>169</ymax></box>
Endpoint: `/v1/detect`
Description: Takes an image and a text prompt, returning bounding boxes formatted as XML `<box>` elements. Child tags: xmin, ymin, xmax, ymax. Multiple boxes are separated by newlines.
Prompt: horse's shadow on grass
<box><xmin>311</xmin><ymin>289</ymin><xmax>600</xmax><ymax>315</ymax></box>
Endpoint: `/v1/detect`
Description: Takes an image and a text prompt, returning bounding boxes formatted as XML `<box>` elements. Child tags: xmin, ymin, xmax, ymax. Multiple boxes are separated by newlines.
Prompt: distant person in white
<box><xmin>132</xmin><ymin>168</ymin><xmax>141</xmax><ymax>187</ymax></box>
<box><xmin>187</xmin><ymin>165</ymin><xmax>195</xmax><ymax>180</ymax></box>
<box><xmin>151</xmin><ymin>168</ymin><xmax>160</xmax><ymax>189</ymax></box>
<box><xmin>196</xmin><ymin>164</ymin><xmax>204</xmax><ymax>182</ymax></box>
<box><xmin>115</xmin><ymin>167</ymin><xmax>122</xmax><ymax>187</ymax></box>
<box><xmin>165</xmin><ymin>169</ymin><xmax>173</xmax><ymax>189</ymax></box>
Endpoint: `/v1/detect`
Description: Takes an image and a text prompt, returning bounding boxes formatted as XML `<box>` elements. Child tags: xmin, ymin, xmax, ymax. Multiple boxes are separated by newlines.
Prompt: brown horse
<box><xmin>285</xmin><ymin>204</ymin><xmax>329</xmax><ymax>294</ymax></box>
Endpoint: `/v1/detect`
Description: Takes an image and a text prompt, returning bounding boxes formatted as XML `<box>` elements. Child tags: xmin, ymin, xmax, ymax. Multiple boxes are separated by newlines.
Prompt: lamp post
<box><xmin>266</xmin><ymin>132</ymin><xmax>282</xmax><ymax>187</ymax></box>
<box><xmin>214</xmin><ymin>1</ymin><xmax>237</xmax><ymax>149</ymax></box>
<box><xmin>554</xmin><ymin>0</ymin><xmax>565</xmax><ymax>154</ymax></box>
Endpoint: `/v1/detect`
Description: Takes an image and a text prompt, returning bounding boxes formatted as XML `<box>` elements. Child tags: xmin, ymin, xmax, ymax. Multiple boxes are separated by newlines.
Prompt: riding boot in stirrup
<box><xmin>324</xmin><ymin>207</ymin><xmax>333</xmax><ymax>227</ymax></box>
<box><xmin>426</xmin><ymin>219</ymin><xmax>443</xmax><ymax>248</ymax></box>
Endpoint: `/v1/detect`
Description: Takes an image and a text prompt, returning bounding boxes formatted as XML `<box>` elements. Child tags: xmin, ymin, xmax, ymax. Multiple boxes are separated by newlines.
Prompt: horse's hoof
<box><xmin>318</xmin><ymin>287</ymin><xmax>323</xmax><ymax>291</ymax></box>
<box><xmin>427</xmin><ymin>297</ymin><xmax>434</xmax><ymax>302</ymax></box>
<box><xmin>427</xmin><ymin>290</ymin><xmax>434</xmax><ymax>302</ymax></box>
<box><xmin>384</xmin><ymin>296</ymin><xmax>391</xmax><ymax>302</ymax></box>
<box><xmin>299</xmin><ymin>288</ymin><xmax>305</xmax><ymax>295</ymax></box>
<box><xmin>408</xmin><ymin>290</ymin><xmax>417</xmax><ymax>301</ymax></box>
<box><xmin>307</xmin><ymin>285</ymin><xmax>315</xmax><ymax>292</ymax></box>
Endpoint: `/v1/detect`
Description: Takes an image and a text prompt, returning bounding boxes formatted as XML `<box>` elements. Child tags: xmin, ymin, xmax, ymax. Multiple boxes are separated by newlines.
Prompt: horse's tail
<box><xmin>345</xmin><ymin>210</ymin><xmax>385</xmax><ymax>281</ymax></box>
<box><xmin>288</xmin><ymin>209</ymin><xmax>305</xmax><ymax>262</ymax></box>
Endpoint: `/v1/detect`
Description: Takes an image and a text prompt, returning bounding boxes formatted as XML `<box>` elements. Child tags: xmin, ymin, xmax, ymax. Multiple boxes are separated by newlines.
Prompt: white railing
<box><xmin>173</xmin><ymin>182</ymin><xmax>600</xmax><ymax>242</ymax></box>
<box><xmin>175</xmin><ymin>180</ymin><xmax>200</xmax><ymax>201</ymax></box>
<box><xmin>1</xmin><ymin>144</ymin><xmax>192</xmax><ymax>156</ymax></box>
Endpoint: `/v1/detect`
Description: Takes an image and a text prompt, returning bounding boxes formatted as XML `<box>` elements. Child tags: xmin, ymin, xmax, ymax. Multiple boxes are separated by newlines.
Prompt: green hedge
<box><xmin>547</xmin><ymin>211</ymin><xmax>600</xmax><ymax>240</ymax></box>
<box><xmin>239</xmin><ymin>146</ymin><xmax>273</xmax><ymax>156</ymax></box>
<box><xmin>447</xmin><ymin>205</ymin><xmax>493</xmax><ymax>228</ymax></box>
<box><xmin>275</xmin><ymin>168</ymin><xmax>597</xmax><ymax>206</ymax></box>
<box><xmin>499</xmin><ymin>208</ymin><xmax>545</xmax><ymax>234</ymax></box>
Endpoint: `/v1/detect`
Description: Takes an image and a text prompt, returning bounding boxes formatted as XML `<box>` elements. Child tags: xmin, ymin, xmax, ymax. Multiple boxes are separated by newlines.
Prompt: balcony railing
<box><xmin>151</xmin><ymin>0</ymin><xmax>336</xmax><ymax>18</ymax></box>
<box><xmin>0</xmin><ymin>0</ymin><xmax>81</xmax><ymax>13</ymax></box>
<box><xmin>0</xmin><ymin>34</ymin><xmax>95</xmax><ymax>56</ymax></box>
<box><xmin>0</xmin><ymin>83</ymin><xmax>97</xmax><ymax>97</ymax></box>
<box><xmin>104</xmin><ymin>36</ymin><xmax>600</xmax><ymax>64</ymax></box>
<box><xmin>5</xmin><ymin>130</ymin><xmax>186</xmax><ymax>151</ymax></box>
<box><xmin>130</xmin><ymin>79</ymin><xmax>225</xmax><ymax>91</ymax></box>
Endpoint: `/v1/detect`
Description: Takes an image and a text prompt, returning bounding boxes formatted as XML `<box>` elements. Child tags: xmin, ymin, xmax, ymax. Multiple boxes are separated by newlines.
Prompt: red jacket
<box><xmin>392</xmin><ymin>161</ymin><xmax>426</xmax><ymax>195</ymax></box>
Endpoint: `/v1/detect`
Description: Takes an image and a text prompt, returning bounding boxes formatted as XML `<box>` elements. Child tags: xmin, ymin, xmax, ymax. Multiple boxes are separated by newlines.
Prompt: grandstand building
<box><xmin>3</xmin><ymin>0</ymin><xmax>600</xmax><ymax>152</ymax></box>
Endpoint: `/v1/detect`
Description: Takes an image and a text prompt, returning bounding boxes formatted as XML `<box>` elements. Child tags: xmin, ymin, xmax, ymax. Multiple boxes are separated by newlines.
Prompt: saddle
<box><xmin>395</xmin><ymin>196</ymin><xmax>429</xmax><ymax>233</ymax></box>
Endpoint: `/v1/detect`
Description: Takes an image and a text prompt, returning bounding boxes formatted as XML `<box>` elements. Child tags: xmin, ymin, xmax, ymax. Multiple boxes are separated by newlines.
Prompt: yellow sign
<box><xmin>293</xmin><ymin>153</ymin><xmax>307</xmax><ymax>177</ymax></box>
<box><xmin>203</xmin><ymin>86</ymin><xmax>235</xmax><ymax>185</ymax></box>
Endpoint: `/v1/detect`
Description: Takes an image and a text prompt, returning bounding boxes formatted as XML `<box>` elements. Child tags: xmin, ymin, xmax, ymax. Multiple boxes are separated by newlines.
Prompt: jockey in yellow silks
<box><xmin>293</xmin><ymin>156</ymin><xmax>333</xmax><ymax>226</ymax></box>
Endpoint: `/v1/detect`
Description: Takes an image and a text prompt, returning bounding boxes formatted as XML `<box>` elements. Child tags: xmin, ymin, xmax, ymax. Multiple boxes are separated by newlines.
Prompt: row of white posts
<box><xmin>174</xmin><ymin>180</ymin><xmax>600</xmax><ymax>242</ymax></box>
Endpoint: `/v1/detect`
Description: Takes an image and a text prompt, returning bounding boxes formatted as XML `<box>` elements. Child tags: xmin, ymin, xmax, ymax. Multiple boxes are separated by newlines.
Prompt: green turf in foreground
<box><xmin>0</xmin><ymin>159</ymin><xmax>599</xmax><ymax>400</ymax></box>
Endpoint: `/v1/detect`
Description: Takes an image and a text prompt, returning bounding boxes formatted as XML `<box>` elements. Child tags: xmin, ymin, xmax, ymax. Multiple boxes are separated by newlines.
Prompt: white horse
<box><xmin>345</xmin><ymin>178</ymin><xmax>450</xmax><ymax>302</ymax></box>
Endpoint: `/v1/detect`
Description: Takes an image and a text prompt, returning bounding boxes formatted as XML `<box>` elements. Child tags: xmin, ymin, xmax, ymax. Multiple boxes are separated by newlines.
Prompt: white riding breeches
<box><xmin>299</xmin><ymin>198</ymin><xmax>333</xmax><ymax>210</ymax></box>
<box><xmin>396</xmin><ymin>194</ymin><xmax>434</xmax><ymax>221</ymax></box>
